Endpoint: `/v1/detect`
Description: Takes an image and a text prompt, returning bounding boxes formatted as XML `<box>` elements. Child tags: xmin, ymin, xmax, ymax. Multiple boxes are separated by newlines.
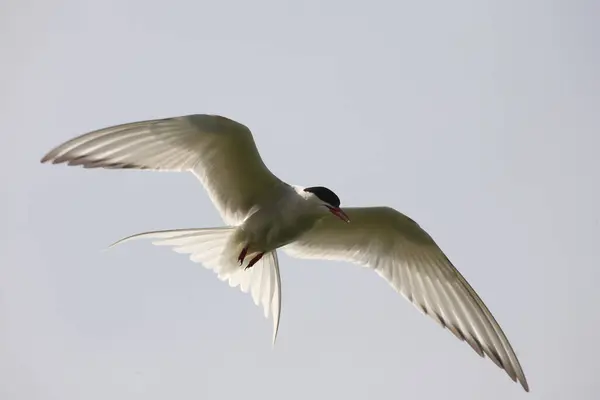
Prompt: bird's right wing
<box><xmin>283</xmin><ymin>206</ymin><xmax>529</xmax><ymax>391</ymax></box>
<box><xmin>41</xmin><ymin>114</ymin><xmax>285</xmax><ymax>225</ymax></box>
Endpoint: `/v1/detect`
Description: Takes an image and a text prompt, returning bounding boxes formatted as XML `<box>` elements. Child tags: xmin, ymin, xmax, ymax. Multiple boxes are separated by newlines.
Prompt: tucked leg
<box><xmin>245</xmin><ymin>252</ymin><xmax>265</xmax><ymax>270</ymax></box>
<box><xmin>238</xmin><ymin>245</ymin><xmax>249</xmax><ymax>265</ymax></box>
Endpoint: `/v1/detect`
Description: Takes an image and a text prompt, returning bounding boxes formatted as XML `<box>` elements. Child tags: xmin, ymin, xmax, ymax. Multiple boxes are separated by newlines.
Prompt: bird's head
<box><xmin>303</xmin><ymin>186</ymin><xmax>350</xmax><ymax>223</ymax></box>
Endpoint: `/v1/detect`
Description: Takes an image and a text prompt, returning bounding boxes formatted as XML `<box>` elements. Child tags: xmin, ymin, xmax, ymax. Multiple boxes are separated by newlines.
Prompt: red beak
<box><xmin>328</xmin><ymin>206</ymin><xmax>350</xmax><ymax>223</ymax></box>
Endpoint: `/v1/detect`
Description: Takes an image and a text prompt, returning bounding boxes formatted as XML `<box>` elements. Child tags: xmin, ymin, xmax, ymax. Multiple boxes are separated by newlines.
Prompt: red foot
<box><xmin>245</xmin><ymin>252</ymin><xmax>265</xmax><ymax>270</ymax></box>
<box><xmin>238</xmin><ymin>245</ymin><xmax>249</xmax><ymax>265</ymax></box>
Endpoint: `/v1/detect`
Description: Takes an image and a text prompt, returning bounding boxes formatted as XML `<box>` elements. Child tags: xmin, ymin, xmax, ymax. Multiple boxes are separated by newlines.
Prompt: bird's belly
<box><xmin>243</xmin><ymin>210</ymin><xmax>320</xmax><ymax>252</ymax></box>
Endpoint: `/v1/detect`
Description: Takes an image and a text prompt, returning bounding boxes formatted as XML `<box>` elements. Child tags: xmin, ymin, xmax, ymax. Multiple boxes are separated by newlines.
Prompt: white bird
<box><xmin>41</xmin><ymin>114</ymin><xmax>529</xmax><ymax>391</ymax></box>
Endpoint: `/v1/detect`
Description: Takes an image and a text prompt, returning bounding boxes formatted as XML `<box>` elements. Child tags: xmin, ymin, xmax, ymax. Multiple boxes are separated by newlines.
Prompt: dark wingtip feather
<box><xmin>40</xmin><ymin>153</ymin><xmax>53</xmax><ymax>164</ymax></box>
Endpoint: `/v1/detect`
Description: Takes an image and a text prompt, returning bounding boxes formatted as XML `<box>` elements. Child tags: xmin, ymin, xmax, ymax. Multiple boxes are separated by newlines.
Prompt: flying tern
<box><xmin>41</xmin><ymin>114</ymin><xmax>529</xmax><ymax>391</ymax></box>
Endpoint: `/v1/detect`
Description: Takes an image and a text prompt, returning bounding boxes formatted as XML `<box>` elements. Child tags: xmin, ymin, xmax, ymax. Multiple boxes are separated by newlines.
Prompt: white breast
<box><xmin>241</xmin><ymin>187</ymin><xmax>325</xmax><ymax>252</ymax></box>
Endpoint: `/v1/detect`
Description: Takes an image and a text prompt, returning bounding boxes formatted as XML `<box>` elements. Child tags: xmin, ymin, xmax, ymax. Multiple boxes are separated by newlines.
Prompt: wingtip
<box><xmin>40</xmin><ymin>147</ymin><xmax>61</xmax><ymax>164</ymax></box>
<box><xmin>520</xmin><ymin>378</ymin><xmax>530</xmax><ymax>393</ymax></box>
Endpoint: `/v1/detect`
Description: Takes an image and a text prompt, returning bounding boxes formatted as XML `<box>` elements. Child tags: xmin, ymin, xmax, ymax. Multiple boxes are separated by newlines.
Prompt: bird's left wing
<box><xmin>283</xmin><ymin>206</ymin><xmax>529</xmax><ymax>391</ymax></box>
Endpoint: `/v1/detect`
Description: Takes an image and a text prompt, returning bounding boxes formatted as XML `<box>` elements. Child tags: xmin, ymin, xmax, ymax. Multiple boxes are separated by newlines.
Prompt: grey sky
<box><xmin>2</xmin><ymin>0</ymin><xmax>599</xmax><ymax>399</ymax></box>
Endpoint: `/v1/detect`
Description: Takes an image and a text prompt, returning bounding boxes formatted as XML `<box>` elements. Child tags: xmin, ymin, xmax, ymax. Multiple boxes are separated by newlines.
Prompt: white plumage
<box><xmin>41</xmin><ymin>114</ymin><xmax>529</xmax><ymax>392</ymax></box>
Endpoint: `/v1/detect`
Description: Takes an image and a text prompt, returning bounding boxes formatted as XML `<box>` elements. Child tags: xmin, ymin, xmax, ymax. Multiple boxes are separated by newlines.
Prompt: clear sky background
<box><xmin>2</xmin><ymin>1</ymin><xmax>599</xmax><ymax>399</ymax></box>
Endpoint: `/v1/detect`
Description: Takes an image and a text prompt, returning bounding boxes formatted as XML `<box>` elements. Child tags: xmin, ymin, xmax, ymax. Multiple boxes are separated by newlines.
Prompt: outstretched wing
<box><xmin>41</xmin><ymin>114</ymin><xmax>285</xmax><ymax>225</ymax></box>
<box><xmin>283</xmin><ymin>206</ymin><xmax>529</xmax><ymax>392</ymax></box>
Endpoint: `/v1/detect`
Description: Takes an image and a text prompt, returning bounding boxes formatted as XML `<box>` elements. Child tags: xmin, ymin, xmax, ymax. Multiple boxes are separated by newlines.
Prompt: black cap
<box><xmin>303</xmin><ymin>186</ymin><xmax>341</xmax><ymax>208</ymax></box>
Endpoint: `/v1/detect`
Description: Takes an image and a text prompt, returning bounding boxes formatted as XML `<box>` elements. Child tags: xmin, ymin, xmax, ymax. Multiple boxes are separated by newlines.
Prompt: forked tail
<box><xmin>109</xmin><ymin>227</ymin><xmax>282</xmax><ymax>344</ymax></box>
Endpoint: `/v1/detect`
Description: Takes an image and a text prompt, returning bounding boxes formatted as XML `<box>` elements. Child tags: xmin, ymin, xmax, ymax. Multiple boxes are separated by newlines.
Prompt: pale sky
<box><xmin>2</xmin><ymin>1</ymin><xmax>599</xmax><ymax>399</ymax></box>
